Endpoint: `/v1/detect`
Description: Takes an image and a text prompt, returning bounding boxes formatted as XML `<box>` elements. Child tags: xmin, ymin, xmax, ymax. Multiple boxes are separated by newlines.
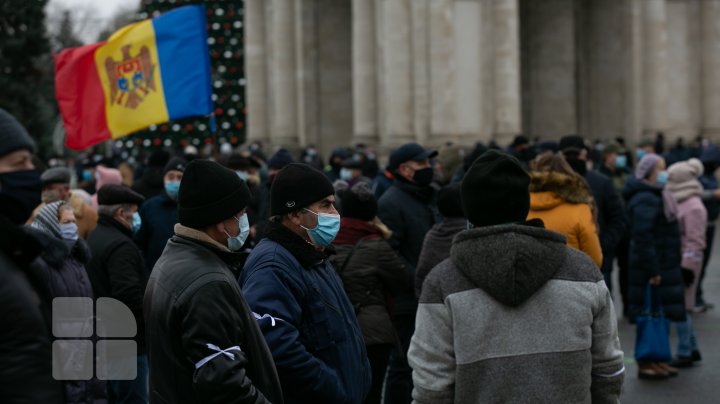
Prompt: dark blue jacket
<box><xmin>239</xmin><ymin>222</ymin><xmax>371</xmax><ymax>404</ymax></box>
<box><xmin>623</xmin><ymin>178</ymin><xmax>685</xmax><ymax>322</ymax></box>
<box><xmin>584</xmin><ymin>170</ymin><xmax>627</xmax><ymax>275</ymax></box>
<box><xmin>377</xmin><ymin>178</ymin><xmax>439</xmax><ymax>315</ymax></box>
<box><xmin>136</xmin><ymin>192</ymin><xmax>178</xmax><ymax>271</ymax></box>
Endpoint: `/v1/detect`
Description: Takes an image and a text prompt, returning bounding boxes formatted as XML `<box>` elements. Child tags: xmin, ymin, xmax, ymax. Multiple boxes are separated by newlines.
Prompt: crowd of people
<box><xmin>1</xmin><ymin>102</ymin><xmax>716</xmax><ymax>403</ymax></box>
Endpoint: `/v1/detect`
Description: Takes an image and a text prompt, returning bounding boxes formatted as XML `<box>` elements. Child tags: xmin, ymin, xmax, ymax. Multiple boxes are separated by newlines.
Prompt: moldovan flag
<box><xmin>54</xmin><ymin>5</ymin><xmax>212</xmax><ymax>150</ymax></box>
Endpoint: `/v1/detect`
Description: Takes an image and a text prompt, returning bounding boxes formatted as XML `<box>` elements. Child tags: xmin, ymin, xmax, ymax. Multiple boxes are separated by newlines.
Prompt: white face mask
<box><xmin>60</xmin><ymin>222</ymin><xmax>79</xmax><ymax>240</ymax></box>
<box><xmin>224</xmin><ymin>213</ymin><xmax>250</xmax><ymax>251</ymax></box>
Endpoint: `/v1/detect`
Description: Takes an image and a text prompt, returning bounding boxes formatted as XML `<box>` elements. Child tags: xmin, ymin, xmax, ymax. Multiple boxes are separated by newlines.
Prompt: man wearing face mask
<box><xmin>0</xmin><ymin>108</ymin><xmax>64</xmax><ymax>402</ymax></box>
<box><xmin>144</xmin><ymin>160</ymin><xmax>282</xmax><ymax>404</ymax></box>
<box><xmin>560</xmin><ymin>135</ymin><xmax>627</xmax><ymax>294</ymax></box>
<box><xmin>240</xmin><ymin>163</ymin><xmax>371</xmax><ymax>404</ymax></box>
<box><xmin>86</xmin><ymin>184</ymin><xmax>148</xmax><ymax>402</ymax></box>
<box><xmin>377</xmin><ymin>143</ymin><xmax>440</xmax><ymax>404</ymax></box>
<box><xmin>136</xmin><ymin>157</ymin><xmax>187</xmax><ymax>271</ymax></box>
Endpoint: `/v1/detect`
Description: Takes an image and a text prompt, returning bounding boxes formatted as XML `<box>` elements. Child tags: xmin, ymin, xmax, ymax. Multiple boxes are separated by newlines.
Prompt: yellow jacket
<box><xmin>527</xmin><ymin>172</ymin><xmax>603</xmax><ymax>268</ymax></box>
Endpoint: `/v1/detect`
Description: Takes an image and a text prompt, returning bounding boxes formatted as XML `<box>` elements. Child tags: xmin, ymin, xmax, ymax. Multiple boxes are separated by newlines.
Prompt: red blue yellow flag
<box><xmin>54</xmin><ymin>5</ymin><xmax>213</xmax><ymax>150</ymax></box>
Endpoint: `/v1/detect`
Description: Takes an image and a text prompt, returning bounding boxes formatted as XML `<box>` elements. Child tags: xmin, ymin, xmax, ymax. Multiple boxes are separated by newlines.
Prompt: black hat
<box><xmin>268</xmin><ymin>148</ymin><xmax>294</xmax><ymax>170</ymax></box>
<box><xmin>341</xmin><ymin>158</ymin><xmax>363</xmax><ymax>169</ymax></box>
<box><xmin>437</xmin><ymin>184</ymin><xmax>464</xmax><ymax>219</ymax></box>
<box><xmin>536</xmin><ymin>141</ymin><xmax>559</xmax><ymax>154</ymax></box>
<box><xmin>0</xmin><ymin>108</ymin><xmax>36</xmax><ymax>157</ymax></box>
<box><xmin>163</xmin><ymin>157</ymin><xmax>188</xmax><ymax>175</ymax></box>
<box><xmin>559</xmin><ymin>135</ymin><xmax>587</xmax><ymax>152</ymax></box>
<box><xmin>271</xmin><ymin>163</ymin><xmax>334</xmax><ymax>216</ymax></box>
<box><xmin>510</xmin><ymin>135</ymin><xmax>530</xmax><ymax>148</ymax></box>
<box><xmin>148</xmin><ymin>150</ymin><xmax>171</xmax><ymax>168</ymax></box>
<box><xmin>97</xmin><ymin>184</ymin><xmax>145</xmax><ymax>206</ymax></box>
<box><xmin>178</xmin><ymin>159</ymin><xmax>251</xmax><ymax>229</ymax></box>
<box><xmin>388</xmin><ymin>143</ymin><xmax>438</xmax><ymax>171</ymax></box>
<box><xmin>461</xmin><ymin>150</ymin><xmax>530</xmax><ymax>227</ymax></box>
<box><xmin>41</xmin><ymin>167</ymin><xmax>72</xmax><ymax>185</ymax></box>
<box><xmin>339</xmin><ymin>182</ymin><xmax>377</xmax><ymax>221</ymax></box>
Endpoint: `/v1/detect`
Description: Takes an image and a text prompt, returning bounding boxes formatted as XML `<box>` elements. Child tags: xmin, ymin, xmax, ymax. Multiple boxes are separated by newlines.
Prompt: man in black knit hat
<box><xmin>240</xmin><ymin>163</ymin><xmax>371</xmax><ymax>404</ymax></box>
<box><xmin>145</xmin><ymin>159</ymin><xmax>282</xmax><ymax>404</ymax></box>
<box><xmin>408</xmin><ymin>150</ymin><xmax>624</xmax><ymax>403</ymax></box>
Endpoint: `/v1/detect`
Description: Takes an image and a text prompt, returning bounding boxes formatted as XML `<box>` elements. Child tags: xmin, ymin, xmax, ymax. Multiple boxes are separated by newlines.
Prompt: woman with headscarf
<box><xmin>26</xmin><ymin>201</ymin><xmax>107</xmax><ymax>403</ymax></box>
<box><xmin>623</xmin><ymin>154</ymin><xmax>685</xmax><ymax>380</ymax></box>
<box><xmin>666</xmin><ymin>158</ymin><xmax>707</xmax><ymax>367</ymax></box>
<box><xmin>527</xmin><ymin>154</ymin><xmax>603</xmax><ymax>267</ymax></box>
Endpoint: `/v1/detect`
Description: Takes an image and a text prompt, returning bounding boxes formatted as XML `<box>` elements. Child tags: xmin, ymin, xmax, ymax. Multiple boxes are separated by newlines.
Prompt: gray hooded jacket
<box><xmin>408</xmin><ymin>223</ymin><xmax>624</xmax><ymax>404</ymax></box>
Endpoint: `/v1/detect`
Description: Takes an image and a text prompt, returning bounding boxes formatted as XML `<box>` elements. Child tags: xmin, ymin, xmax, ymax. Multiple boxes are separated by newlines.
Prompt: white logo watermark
<box><xmin>52</xmin><ymin>297</ymin><xmax>138</xmax><ymax>381</ymax></box>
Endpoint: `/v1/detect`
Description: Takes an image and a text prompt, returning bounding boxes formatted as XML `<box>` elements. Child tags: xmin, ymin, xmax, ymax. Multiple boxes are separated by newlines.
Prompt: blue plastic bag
<box><xmin>634</xmin><ymin>284</ymin><xmax>672</xmax><ymax>362</ymax></box>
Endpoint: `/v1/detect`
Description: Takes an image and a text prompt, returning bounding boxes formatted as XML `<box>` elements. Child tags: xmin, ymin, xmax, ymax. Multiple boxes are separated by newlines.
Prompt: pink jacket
<box><xmin>676</xmin><ymin>195</ymin><xmax>707</xmax><ymax>310</ymax></box>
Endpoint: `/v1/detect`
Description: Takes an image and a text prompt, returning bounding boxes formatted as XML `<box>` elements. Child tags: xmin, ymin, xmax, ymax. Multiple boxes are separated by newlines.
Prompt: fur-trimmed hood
<box><xmin>529</xmin><ymin>171</ymin><xmax>593</xmax><ymax>204</ymax></box>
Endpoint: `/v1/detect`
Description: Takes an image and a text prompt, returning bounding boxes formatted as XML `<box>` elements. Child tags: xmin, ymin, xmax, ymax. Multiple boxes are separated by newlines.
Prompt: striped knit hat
<box><xmin>31</xmin><ymin>200</ymin><xmax>64</xmax><ymax>239</ymax></box>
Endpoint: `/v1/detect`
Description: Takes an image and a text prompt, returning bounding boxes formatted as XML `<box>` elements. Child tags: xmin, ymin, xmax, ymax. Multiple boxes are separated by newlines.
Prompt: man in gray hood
<box><xmin>408</xmin><ymin>150</ymin><xmax>624</xmax><ymax>403</ymax></box>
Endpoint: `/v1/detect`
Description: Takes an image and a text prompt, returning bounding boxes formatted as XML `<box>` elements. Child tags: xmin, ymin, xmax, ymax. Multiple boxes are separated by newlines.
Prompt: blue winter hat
<box><xmin>268</xmin><ymin>148</ymin><xmax>294</xmax><ymax>170</ymax></box>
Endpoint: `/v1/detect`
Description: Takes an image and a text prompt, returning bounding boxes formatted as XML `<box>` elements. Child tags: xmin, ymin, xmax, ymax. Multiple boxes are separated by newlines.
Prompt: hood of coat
<box><xmin>622</xmin><ymin>176</ymin><xmax>661</xmax><ymax>201</ymax></box>
<box><xmin>529</xmin><ymin>171</ymin><xmax>594</xmax><ymax>206</ymax></box>
<box><xmin>450</xmin><ymin>222</ymin><xmax>567</xmax><ymax>307</ymax></box>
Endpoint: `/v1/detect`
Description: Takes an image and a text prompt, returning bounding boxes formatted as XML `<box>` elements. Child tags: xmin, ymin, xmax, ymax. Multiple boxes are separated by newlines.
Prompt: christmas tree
<box><xmin>124</xmin><ymin>0</ymin><xmax>246</xmax><ymax>154</ymax></box>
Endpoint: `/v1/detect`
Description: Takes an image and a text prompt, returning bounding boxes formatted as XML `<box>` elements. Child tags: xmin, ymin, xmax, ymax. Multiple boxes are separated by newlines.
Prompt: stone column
<box><xmin>380</xmin><ymin>0</ymin><xmax>413</xmax><ymax>147</ymax></box>
<box><xmin>270</xmin><ymin>0</ymin><xmax>299</xmax><ymax>147</ymax></box>
<box><xmin>701</xmin><ymin>0</ymin><xmax>720</xmax><ymax>140</ymax></box>
<box><xmin>641</xmin><ymin>0</ymin><xmax>669</xmax><ymax>136</ymax></box>
<box><xmin>352</xmin><ymin>0</ymin><xmax>378</xmax><ymax>146</ymax></box>
<box><xmin>428</xmin><ymin>0</ymin><xmax>456</xmax><ymax>140</ymax></box>
<box><xmin>492</xmin><ymin>0</ymin><xmax>522</xmax><ymax>146</ymax></box>
<box><xmin>244</xmin><ymin>0</ymin><xmax>269</xmax><ymax>143</ymax></box>
<box><xmin>411</xmin><ymin>0</ymin><xmax>430</xmax><ymax>145</ymax></box>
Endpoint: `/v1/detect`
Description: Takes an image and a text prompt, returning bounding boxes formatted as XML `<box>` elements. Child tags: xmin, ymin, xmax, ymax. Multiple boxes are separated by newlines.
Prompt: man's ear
<box><xmin>287</xmin><ymin>211</ymin><xmax>303</xmax><ymax>226</ymax></box>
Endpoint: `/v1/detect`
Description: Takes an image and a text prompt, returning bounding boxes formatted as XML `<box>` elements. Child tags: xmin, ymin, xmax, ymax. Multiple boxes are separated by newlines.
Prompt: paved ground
<box><xmin>613</xmin><ymin>227</ymin><xmax>720</xmax><ymax>403</ymax></box>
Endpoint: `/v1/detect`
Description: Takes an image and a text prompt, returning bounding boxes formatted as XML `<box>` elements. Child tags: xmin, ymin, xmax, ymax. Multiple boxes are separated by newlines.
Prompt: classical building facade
<box><xmin>244</xmin><ymin>0</ymin><xmax>720</xmax><ymax>156</ymax></box>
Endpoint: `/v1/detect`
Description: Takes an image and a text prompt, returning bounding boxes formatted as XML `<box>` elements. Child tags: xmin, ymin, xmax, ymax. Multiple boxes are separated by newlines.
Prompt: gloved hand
<box><xmin>682</xmin><ymin>268</ymin><xmax>695</xmax><ymax>287</ymax></box>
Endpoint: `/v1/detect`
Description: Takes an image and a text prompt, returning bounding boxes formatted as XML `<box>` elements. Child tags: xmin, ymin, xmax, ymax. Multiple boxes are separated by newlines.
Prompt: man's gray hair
<box><xmin>97</xmin><ymin>203</ymin><xmax>134</xmax><ymax>217</ymax></box>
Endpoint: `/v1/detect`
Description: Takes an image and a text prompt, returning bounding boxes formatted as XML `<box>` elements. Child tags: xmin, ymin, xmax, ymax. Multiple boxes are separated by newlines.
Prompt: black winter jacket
<box><xmin>331</xmin><ymin>222</ymin><xmax>407</xmax><ymax>346</ymax></box>
<box><xmin>623</xmin><ymin>178</ymin><xmax>685</xmax><ymax>322</ymax></box>
<box><xmin>86</xmin><ymin>214</ymin><xmax>148</xmax><ymax>352</ymax></box>
<box><xmin>0</xmin><ymin>216</ymin><xmax>63</xmax><ymax>403</ymax></box>
<box><xmin>585</xmin><ymin>170</ymin><xmax>627</xmax><ymax>275</ymax></box>
<box><xmin>377</xmin><ymin>178</ymin><xmax>439</xmax><ymax>315</ymax></box>
<box><xmin>145</xmin><ymin>225</ymin><xmax>283</xmax><ymax>404</ymax></box>
<box><xmin>26</xmin><ymin>227</ymin><xmax>108</xmax><ymax>404</ymax></box>
<box><xmin>414</xmin><ymin>217</ymin><xmax>467</xmax><ymax>297</ymax></box>
<box><xmin>135</xmin><ymin>192</ymin><xmax>178</xmax><ymax>271</ymax></box>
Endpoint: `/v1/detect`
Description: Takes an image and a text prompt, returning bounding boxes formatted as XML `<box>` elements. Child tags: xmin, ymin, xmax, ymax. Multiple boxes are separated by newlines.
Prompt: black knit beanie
<box><xmin>461</xmin><ymin>150</ymin><xmax>530</xmax><ymax>227</ymax></box>
<box><xmin>437</xmin><ymin>184</ymin><xmax>464</xmax><ymax>219</ymax></box>
<box><xmin>271</xmin><ymin>163</ymin><xmax>334</xmax><ymax>216</ymax></box>
<box><xmin>339</xmin><ymin>182</ymin><xmax>377</xmax><ymax>221</ymax></box>
<box><xmin>0</xmin><ymin>108</ymin><xmax>36</xmax><ymax>157</ymax></box>
<box><xmin>178</xmin><ymin>159</ymin><xmax>251</xmax><ymax>228</ymax></box>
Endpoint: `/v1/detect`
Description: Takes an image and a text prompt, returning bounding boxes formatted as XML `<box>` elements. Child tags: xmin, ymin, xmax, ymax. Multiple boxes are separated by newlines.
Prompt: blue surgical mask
<box><xmin>224</xmin><ymin>213</ymin><xmax>250</xmax><ymax>252</ymax></box>
<box><xmin>467</xmin><ymin>221</ymin><xmax>474</xmax><ymax>230</ymax></box>
<box><xmin>132</xmin><ymin>212</ymin><xmax>142</xmax><ymax>234</ymax></box>
<box><xmin>60</xmin><ymin>223</ymin><xmax>79</xmax><ymax>240</ymax></box>
<box><xmin>615</xmin><ymin>155</ymin><xmax>627</xmax><ymax>170</ymax></box>
<box><xmin>656</xmin><ymin>170</ymin><xmax>669</xmax><ymax>186</ymax></box>
<box><xmin>339</xmin><ymin>168</ymin><xmax>353</xmax><ymax>181</ymax></box>
<box><xmin>164</xmin><ymin>181</ymin><xmax>180</xmax><ymax>200</ymax></box>
<box><xmin>82</xmin><ymin>170</ymin><xmax>93</xmax><ymax>182</ymax></box>
<box><xmin>236</xmin><ymin>171</ymin><xmax>249</xmax><ymax>181</ymax></box>
<box><xmin>636</xmin><ymin>148</ymin><xmax>646</xmax><ymax>161</ymax></box>
<box><xmin>301</xmin><ymin>208</ymin><xmax>341</xmax><ymax>247</ymax></box>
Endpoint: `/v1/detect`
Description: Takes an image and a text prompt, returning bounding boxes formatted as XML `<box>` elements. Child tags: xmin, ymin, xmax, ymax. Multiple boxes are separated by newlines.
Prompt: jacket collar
<box><xmin>265</xmin><ymin>219</ymin><xmax>332</xmax><ymax>268</ymax></box>
<box><xmin>393</xmin><ymin>176</ymin><xmax>435</xmax><ymax>203</ymax></box>
<box><xmin>98</xmin><ymin>213</ymin><xmax>132</xmax><ymax>237</ymax></box>
<box><xmin>173</xmin><ymin>224</ymin><xmax>247</xmax><ymax>273</ymax></box>
<box><xmin>174</xmin><ymin>223</ymin><xmax>230</xmax><ymax>253</ymax></box>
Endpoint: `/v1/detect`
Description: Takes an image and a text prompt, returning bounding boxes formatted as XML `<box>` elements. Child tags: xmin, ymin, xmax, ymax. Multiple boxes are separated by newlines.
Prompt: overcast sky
<box><xmin>46</xmin><ymin>0</ymin><xmax>140</xmax><ymax>43</ymax></box>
